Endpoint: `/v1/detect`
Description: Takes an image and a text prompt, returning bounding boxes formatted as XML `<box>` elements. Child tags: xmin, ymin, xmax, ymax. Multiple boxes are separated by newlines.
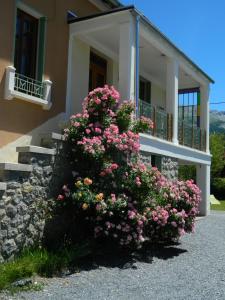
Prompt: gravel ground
<box><xmin>1</xmin><ymin>211</ymin><xmax>225</xmax><ymax>300</ymax></box>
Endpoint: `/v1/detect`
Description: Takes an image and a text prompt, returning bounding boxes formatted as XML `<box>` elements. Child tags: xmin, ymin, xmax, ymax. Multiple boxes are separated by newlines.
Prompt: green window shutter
<box><xmin>37</xmin><ymin>16</ymin><xmax>47</xmax><ymax>82</ymax></box>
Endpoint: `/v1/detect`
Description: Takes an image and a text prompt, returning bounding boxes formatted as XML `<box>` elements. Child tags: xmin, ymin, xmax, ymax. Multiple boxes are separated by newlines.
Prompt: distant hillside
<box><xmin>210</xmin><ymin>111</ymin><xmax>225</xmax><ymax>134</ymax></box>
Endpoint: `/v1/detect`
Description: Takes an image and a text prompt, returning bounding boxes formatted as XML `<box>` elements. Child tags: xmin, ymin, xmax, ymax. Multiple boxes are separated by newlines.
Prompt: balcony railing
<box><xmin>14</xmin><ymin>73</ymin><xmax>44</xmax><ymax>99</ymax></box>
<box><xmin>139</xmin><ymin>100</ymin><xmax>206</xmax><ymax>152</ymax></box>
<box><xmin>139</xmin><ymin>100</ymin><xmax>173</xmax><ymax>141</ymax></box>
<box><xmin>178</xmin><ymin>120</ymin><xmax>206</xmax><ymax>151</ymax></box>
<box><xmin>4</xmin><ymin>66</ymin><xmax>52</xmax><ymax>110</ymax></box>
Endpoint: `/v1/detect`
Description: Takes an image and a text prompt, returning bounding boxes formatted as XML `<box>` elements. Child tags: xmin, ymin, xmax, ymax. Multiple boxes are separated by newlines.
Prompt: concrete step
<box><xmin>16</xmin><ymin>146</ymin><xmax>56</xmax><ymax>155</ymax></box>
<box><xmin>0</xmin><ymin>163</ymin><xmax>33</xmax><ymax>181</ymax></box>
<box><xmin>16</xmin><ymin>146</ymin><xmax>56</xmax><ymax>164</ymax></box>
<box><xmin>40</xmin><ymin>132</ymin><xmax>65</xmax><ymax>148</ymax></box>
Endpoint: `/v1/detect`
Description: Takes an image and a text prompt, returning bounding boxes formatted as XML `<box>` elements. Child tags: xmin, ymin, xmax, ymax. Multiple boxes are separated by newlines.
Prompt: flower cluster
<box><xmin>133</xmin><ymin>116</ymin><xmax>154</xmax><ymax>134</ymax></box>
<box><xmin>103</xmin><ymin>125</ymin><xmax>140</xmax><ymax>155</ymax></box>
<box><xmin>77</xmin><ymin>136</ymin><xmax>105</xmax><ymax>159</ymax></box>
<box><xmin>83</xmin><ymin>85</ymin><xmax>120</xmax><ymax>116</ymax></box>
<box><xmin>57</xmin><ymin>86</ymin><xmax>201</xmax><ymax>250</ymax></box>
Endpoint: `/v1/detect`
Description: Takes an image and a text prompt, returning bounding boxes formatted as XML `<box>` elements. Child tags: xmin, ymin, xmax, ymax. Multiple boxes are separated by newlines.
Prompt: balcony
<box><xmin>139</xmin><ymin>100</ymin><xmax>173</xmax><ymax>141</ymax></box>
<box><xmin>4</xmin><ymin>66</ymin><xmax>52</xmax><ymax>110</ymax></box>
<box><xmin>138</xmin><ymin>100</ymin><xmax>206</xmax><ymax>152</ymax></box>
<box><xmin>178</xmin><ymin>120</ymin><xmax>206</xmax><ymax>151</ymax></box>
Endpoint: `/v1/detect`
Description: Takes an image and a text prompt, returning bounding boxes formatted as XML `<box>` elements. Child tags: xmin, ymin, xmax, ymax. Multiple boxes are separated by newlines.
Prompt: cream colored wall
<box><xmin>0</xmin><ymin>0</ymin><xmax>100</xmax><ymax>151</ymax></box>
<box><xmin>0</xmin><ymin>112</ymin><xmax>66</xmax><ymax>162</ymax></box>
<box><xmin>151</xmin><ymin>83</ymin><xmax>166</xmax><ymax>109</ymax></box>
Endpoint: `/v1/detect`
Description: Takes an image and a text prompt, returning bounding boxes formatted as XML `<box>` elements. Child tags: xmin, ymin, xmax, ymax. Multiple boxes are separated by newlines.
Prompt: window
<box><xmin>139</xmin><ymin>77</ymin><xmax>151</xmax><ymax>103</ymax></box>
<box><xmin>14</xmin><ymin>9</ymin><xmax>38</xmax><ymax>79</ymax></box>
<box><xmin>14</xmin><ymin>8</ymin><xmax>46</xmax><ymax>81</ymax></box>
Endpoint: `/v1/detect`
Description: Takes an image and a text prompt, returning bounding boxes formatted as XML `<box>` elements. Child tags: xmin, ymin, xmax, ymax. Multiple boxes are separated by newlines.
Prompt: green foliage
<box><xmin>211</xmin><ymin>200</ymin><xmax>225</xmax><ymax>211</ymax></box>
<box><xmin>0</xmin><ymin>243</ymin><xmax>91</xmax><ymax>291</ymax></box>
<box><xmin>211</xmin><ymin>177</ymin><xmax>225</xmax><ymax>200</ymax></box>
<box><xmin>210</xmin><ymin>133</ymin><xmax>225</xmax><ymax>178</ymax></box>
<box><xmin>178</xmin><ymin>165</ymin><xmax>196</xmax><ymax>182</ymax></box>
<box><xmin>116</xmin><ymin>101</ymin><xmax>134</xmax><ymax>131</ymax></box>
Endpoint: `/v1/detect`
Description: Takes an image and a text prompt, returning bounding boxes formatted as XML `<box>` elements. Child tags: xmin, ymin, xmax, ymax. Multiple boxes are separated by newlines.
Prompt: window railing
<box><xmin>4</xmin><ymin>66</ymin><xmax>52</xmax><ymax>110</ymax></box>
<box><xmin>14</xmin><ymin>73</ymin><xmax>44</xmax><ymax>99</ymax></box>
<box><xmin>178</xmin><ymin>120</ymin><xmax>206</xmax><ymax>151</ymax></box>
<box><xmin>139</xmin><ymin>100</ymin><xmax>173</xmax><ymax>141</ymax></box>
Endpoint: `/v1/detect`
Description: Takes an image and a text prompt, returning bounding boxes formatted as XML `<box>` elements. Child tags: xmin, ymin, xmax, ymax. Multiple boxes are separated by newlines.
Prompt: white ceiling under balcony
<box><xmin>83</xmin><ymin>25</ymin><xmax>200</xmax><ymax>90</ymax></box>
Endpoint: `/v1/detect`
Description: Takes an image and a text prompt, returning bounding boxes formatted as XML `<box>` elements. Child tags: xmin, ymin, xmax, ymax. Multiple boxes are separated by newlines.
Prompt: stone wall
<box><xmin>0</xmin><ymin>139</ymin><xmax>69</xmax><ymax>262</ymax></box>
<box><xmin>161</xmin><ymin>156</ymin><xmax>178</xmax><ymax>181</ymax></box>
<box><xmin>140</xmin><ymin>152</ymin><xmax>178</xmax><ymax>181</ymax></box>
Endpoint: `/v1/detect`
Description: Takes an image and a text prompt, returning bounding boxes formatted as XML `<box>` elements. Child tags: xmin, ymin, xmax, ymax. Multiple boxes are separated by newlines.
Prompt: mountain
<box><xmin>210</xmin><ymin>110</ymin><xmax>225</xmax><ymax>134</ymax></box>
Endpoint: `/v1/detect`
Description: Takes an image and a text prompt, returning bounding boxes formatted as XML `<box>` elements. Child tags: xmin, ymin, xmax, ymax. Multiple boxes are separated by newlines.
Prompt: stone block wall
<box><xmin>0</xmin><ymin>140</ymin><xmax>69</xmax><ymax>262</ymax></box>
<box><xmin>161</xmin><ymin>157</ymin><xmax>178</xmax><ymax>181</ymax></box>
<box><xmin>140</xmin><ymin>151</ymin><xmax>178</xmax><ymax>181</ymax></box>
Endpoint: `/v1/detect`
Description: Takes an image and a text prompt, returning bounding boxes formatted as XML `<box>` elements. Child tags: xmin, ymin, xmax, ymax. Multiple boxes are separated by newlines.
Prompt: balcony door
<box><xmin>14</xmin><ymin>9</ymin><xmax>38</xmax><ymax>79</ymax></box>
<box><xmin>89</xmin><ymin>52</ymin><xmax>107</xmax><ymax>91</ymax></box>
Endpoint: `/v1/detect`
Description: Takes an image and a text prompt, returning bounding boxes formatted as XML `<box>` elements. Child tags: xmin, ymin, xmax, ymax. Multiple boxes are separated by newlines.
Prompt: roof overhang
<box><xmin>69</xmin><ymin>5</ymin><xmax>214</xmax><ymax>84</ymax></box>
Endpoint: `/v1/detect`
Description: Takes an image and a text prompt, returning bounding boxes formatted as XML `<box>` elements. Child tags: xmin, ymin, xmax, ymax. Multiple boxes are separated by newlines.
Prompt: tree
<box><xmin>210</xmin><ymin>133</ymin><xmax>225</xmax><ymax>178</ymax></box>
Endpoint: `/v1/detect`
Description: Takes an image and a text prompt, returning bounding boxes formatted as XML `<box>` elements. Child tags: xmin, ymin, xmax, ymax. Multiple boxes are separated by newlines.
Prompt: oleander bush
<box><xmin>57</xmin><ymin>85</ymin><xmax>201</xmax><ymax>250</ymax></box>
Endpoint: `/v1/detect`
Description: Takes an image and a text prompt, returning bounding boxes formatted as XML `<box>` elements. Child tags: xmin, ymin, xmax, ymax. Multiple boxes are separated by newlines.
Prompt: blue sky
<box><xmin>122</xmin><ymin>0</ymin><xmax>225</xmax><ymax>111</ymax></box>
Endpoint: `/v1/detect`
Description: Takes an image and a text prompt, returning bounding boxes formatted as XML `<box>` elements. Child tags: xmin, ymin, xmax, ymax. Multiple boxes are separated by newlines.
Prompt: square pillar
<box><xmin>119</xmin><ymin>17</ymin><xmax>136</xmax><ymax>102</ymax></box>
<box><xmin>166</xmin><ymin>58</ymin><xmax>179</xmax><ymax>144</ymax></box>
<box><xmin>197</xmin><ymin>164</ymin><xmax>210</xmax><ymax>216</ymax></box>
<box><xmin>67</xmin><ymin>37</ymin><xmax>90</xmax><ymax>115</ymax></box>
<box><xmin>200</xmin><ymin>85</ymin><xmax>210</xmax><ymax>153</ymax></box>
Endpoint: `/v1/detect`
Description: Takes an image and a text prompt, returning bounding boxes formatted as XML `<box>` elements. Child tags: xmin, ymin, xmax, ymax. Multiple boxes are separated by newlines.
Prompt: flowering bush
<box><xmin>58</xmin><ymin>85</ymin><xmax>201</xmax><ymax>250</ymax></box>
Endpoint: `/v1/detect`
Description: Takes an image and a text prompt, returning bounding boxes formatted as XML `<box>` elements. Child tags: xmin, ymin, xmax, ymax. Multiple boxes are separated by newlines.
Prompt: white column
<box><xmin>197</xmin><ymin>164</ymin><xmax>210</xmax><ymax>216</ymax></box>
<box><xmin>200</xmin><ymin>85</ymin><xmax>210</xmax><ymax>153</ymax></box>
<box><xmin>166</xmin><ymin>58</ymin><xmax>179</xmax><ymax>144</ymax></box>
<box><xmin>119</xmin><ymin>17</ymin><xmax>136</xmax><ymax>102</ymax></box>
<box><xmin>68</xmin><ymin>37</ymin><xmax>90</xmax><ymax>115</ymax></box>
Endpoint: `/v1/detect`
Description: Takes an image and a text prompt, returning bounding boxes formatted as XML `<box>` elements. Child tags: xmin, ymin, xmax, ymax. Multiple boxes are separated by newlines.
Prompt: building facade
<box><xmin>0</xmin><ymin>0</ymin><xmax>213</xmax><ymax>215</ymax></box>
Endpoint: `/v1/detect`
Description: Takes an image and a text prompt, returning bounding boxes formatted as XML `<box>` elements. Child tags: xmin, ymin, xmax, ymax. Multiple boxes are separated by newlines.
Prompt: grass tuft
<box><xmin>0</xmin><ymin>242</ymin><xmax>91</xmax><ymax>292</ymax></box>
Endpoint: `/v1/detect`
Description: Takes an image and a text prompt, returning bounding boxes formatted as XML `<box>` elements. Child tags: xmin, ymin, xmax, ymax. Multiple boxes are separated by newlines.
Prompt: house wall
<box><xmin>0</xmin><ymin>0</ymin><xmax>100</xmax><ymax>151</ymax></box>
<box><xmin>151</xmin><ymin>83</ymin><xmax>166</xmax><ymax>109</ymax></box>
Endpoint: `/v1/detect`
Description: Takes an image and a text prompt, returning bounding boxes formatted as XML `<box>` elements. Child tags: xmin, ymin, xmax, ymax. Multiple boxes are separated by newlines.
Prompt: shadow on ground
<box><xmin>64</xmin><ymin>242</ymin><xmax>188</xmax><ymax>275</ymax></box>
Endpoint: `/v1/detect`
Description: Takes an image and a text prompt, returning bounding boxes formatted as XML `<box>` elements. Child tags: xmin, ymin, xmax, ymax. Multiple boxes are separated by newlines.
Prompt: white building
<box><xmin>66</xmin><ymin>5</ymin><xmax>214</xmax><ymax>215</ymax></box>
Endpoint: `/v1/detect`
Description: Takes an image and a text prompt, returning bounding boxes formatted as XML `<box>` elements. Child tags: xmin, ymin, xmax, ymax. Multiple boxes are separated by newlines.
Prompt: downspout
<box><xmin>135</xmin><ymin>15</ymin><xmax>140</xmax><ymax>117</ymax></box>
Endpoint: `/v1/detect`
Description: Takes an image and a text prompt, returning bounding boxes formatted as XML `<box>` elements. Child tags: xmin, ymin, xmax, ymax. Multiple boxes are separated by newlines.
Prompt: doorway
<box><xmin>89</xmin><ymin>51</ymin><xmax>107</xmax><ymax>91</ymax></box>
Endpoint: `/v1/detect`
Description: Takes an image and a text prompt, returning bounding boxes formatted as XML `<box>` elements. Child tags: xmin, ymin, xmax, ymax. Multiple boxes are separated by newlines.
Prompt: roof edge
<box><xmin>68</xmin><ymin>5</ymin><xmax>134</xmax><ymax>24</ymax></box>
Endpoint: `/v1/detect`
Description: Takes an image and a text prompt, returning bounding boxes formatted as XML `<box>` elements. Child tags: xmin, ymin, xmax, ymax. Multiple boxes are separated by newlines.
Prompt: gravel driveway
<box><xmin>2</xmin><ymin>211</ymin><xmax>225</xmax><ymax>300</ymax></box>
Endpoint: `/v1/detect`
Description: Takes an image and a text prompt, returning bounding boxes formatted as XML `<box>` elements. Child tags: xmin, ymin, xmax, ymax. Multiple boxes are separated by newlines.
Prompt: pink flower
<box><xmin>171</xmin><ymin>221</ymin><xmax>177</xmax><ymax>228</ymax></box>
<box><xmin>94</xmin><ymin>98</ymin><xmax>101</xmax><ymax>105</ymax></box>
<box><xmin>57</xmin><ymin>194</ymin><xmax>64</xmax><ymax>201</ymax></box>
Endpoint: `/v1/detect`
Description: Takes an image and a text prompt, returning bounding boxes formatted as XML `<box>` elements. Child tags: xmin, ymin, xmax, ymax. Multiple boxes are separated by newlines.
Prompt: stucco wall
<box><xmin>151</xmin><ymin>83</ymin><xmax>166</xmax><ymax>109</ymax></box>
<box><xmin>0</xmin><ymin>0</ymin><xmax>100</xmax><ymax>149</ymax></box>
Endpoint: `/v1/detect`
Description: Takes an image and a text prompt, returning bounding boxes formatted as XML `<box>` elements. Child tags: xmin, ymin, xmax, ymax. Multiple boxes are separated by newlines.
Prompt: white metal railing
<box><xmin>4</xmin><ymin>66</ymin><xmax>52</xmax><ymax>110</ymax></box>
<box><xmin>14</xmin><ymin>73</ymin><xmax>44</xmax><ymax>98</ymax></box>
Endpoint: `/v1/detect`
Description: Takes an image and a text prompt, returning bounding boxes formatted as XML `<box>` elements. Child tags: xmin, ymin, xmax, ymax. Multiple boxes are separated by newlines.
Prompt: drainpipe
<box><xmin>135</xmin><ymin>15</ymin><xmax>140</xmax><ymax>117</ymax></box>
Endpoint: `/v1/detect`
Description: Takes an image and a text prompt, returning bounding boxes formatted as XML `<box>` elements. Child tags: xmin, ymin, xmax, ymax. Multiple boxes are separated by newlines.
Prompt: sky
<box><xmin>122</xmin><ymin>0</ymin><xmax>225</xmax><ymax>111</ymax></box>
